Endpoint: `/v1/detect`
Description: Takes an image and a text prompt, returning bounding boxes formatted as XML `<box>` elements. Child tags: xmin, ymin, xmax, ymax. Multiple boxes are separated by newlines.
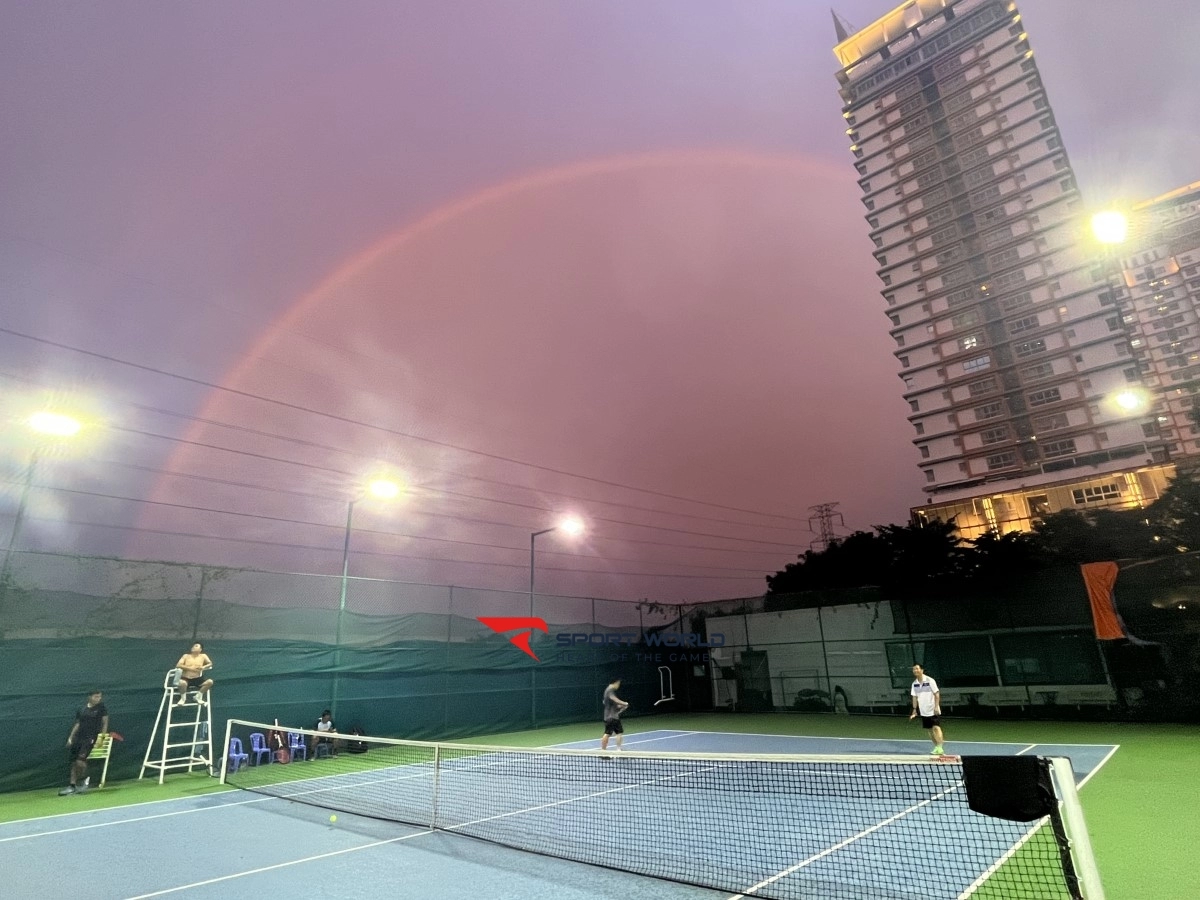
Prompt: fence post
<box><xmin>816</xmin><ymin>605</ymin><xmax>834</xmax><ymax>709</ymax></box>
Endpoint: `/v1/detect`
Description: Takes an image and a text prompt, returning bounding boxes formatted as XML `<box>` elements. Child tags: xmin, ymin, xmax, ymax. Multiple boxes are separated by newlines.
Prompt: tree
<box><xmin>1031</xmin><ymin>507</ymin><xmax>1160</xmax><ymax>563</ymax></box>
<box><xmin>1146</xmin><ymin>469</ymin><xmax>1200</xmax><ymax>552</ymax></box>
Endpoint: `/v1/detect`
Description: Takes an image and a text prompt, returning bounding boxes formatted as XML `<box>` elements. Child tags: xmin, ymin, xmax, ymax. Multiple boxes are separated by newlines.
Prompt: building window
<box><xmin>951</xmin><ymin>309</ymin><xmax>980</xmax><ymax>328</ymax></box>
<box><xmin>925</xmin><ymin>470</ymin><xmax>936</xmax><ymax>483</ymax></box>
<box><xmin>981</xmin><ymin>426</ymin><xmax>1009</xmax><ymax>445</ymax></box>
<box><xmin>959</xmin><ymin>334</ymin><xmax>982</xmax><ymax>351</ymax></box>
<box><xmin>1028</xmin><ymin>387</ymin><xmax>1062</xmax><ymax>407</ymax></box>
<box><xmin>1072</xmin><ymin>484</ymin><xmax>1121</xmax><ymax>505</ymax></box>
<box><xmin>1009</xmin><ymin>314</ymin><xmax>1039</xmax><ymax>335</ymax></box>
<box><xmin>963</xmin><ymin>354</ymin><xmax>991</xmax><ymax>372</ymax></box>
<box><xmin>1042</xmin><ymin>438</ymin><xmax>1077</xmax><ymax>459</ymax></box>
<box><xmin>1001</xmin><ymin>291</ymin><xmax>1034</xmax><ymax>312</ymax></box>
<box><xmin>910</xmin><ymin>399</ymin><xmax>920</xmax><ymax>412</ymax></box>
<box><xmin>1014</xmin><ymin>338</ymin><xmax>1047</xmax><ymax>358</ymax></box>
<box><xmin>986</xmin><ymin>451</ymin><xmax>1017</xmax><ymax>470</ymax></box>
<box><xmin>1021</xmin><ymin>362</ymin><xmax>1054</xmax><ymax>381</ymax></box>
<box><xmin>1028</xmin><ymin>494</ymin><xmax>1051</xmax><ymax>516</ymax></box>
<box><xmin>975</xmin><ymin>401</ymin><xmax>1004</xmax><ymax>420</ymax></box>
<box><xmin>1142</xmin><ymin>422</ymin><xmax>1158</xmax><ymax>437</ymax></box>
<box><xmin>900</xmin><ymin>356</ymin><xmax>911</xmax><ymax>368</ymax></box>
<box><xmin>914</xmin><ymin>422</ymin><xmax>925</xmax><ymax>435</ymax></box>
<box><xmin>968</xmin><ymin>377</ymin><xmax>997</xmax><ymax>396</ymax></box>
<box><xmin>919</xmin><ymin>445</ymin><xmax>931</xmax><ymax>458</ymax></box>
<box><xmin>896</xmin><ymin>335</ymin><xmax>906</xmax><ymax>347</ymax></box>
<box><xmin>1032</xmin><ymin>413</ymin><xmax>1069</xmax><ymax>432</ymax></box>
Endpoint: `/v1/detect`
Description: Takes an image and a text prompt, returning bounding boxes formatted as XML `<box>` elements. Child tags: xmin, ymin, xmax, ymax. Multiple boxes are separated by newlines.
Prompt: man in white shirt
<box><xmin>909</xmin><ymin>664</ymin><xmax>945</xmax><ymax>756</ymax></box>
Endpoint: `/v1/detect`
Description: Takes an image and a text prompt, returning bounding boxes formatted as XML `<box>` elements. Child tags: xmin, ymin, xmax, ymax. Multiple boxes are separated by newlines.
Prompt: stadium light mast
<box><xmin>528</xmin><ymin>515</ymin><xmax>585</xmax><ymax>727</ymax></box>
<box><xmin>332</xmin><ymin>476</ymin><xmax>403</xmax><ymax>717</ymax></box>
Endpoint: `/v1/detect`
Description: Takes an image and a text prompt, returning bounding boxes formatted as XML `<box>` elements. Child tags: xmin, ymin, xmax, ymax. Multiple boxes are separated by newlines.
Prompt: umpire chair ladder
<box><xmin>139</xmin><ymin>669</ymin><xmax>214</xmax><ymax>783</ymax></box>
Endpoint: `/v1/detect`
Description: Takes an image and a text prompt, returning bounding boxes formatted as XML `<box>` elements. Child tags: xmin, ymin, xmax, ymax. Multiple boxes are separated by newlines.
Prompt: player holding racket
<box><xmin>600</xmin><ymin>679</ymin><xmax>629</xmax><ymax>751</ymax></box>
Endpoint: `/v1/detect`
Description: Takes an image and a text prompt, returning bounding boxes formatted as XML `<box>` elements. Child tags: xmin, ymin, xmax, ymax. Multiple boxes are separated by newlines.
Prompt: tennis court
<box><xmin>1</xmin><ymin>728</ymin><xmax>1115</xmax><ymax>900</ymax></box>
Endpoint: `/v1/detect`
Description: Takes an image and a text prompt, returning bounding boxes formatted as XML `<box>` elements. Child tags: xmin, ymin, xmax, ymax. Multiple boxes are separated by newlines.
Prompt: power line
<box><xmin>4</xmin><ymin>478</ymin><xmax>790</xmax><ymax>565</ymax></box>
<box><xmin>14</xmin><ymin>514</ymin><xmax>768</xmax><ymax>582</ymax></box>
<box><xmin>0</xmin><ymin>326</ymin><xmax>810</xmax><ymax>524</ymax></box>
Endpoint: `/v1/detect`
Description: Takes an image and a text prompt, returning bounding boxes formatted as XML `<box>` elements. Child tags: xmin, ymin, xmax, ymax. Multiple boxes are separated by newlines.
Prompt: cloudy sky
<box><xmin>2</xmin><ymin>0</ymin><xmax>1197</xmax><ymax>604</ymax></box>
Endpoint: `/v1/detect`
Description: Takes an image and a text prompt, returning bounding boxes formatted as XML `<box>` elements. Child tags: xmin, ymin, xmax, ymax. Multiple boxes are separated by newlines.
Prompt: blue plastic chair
<box><xmin>288</xmin><ymin>732</ymin><xmax>307</xmax><ymax>761</ymax></box>
<box><xmin>227</xmin><ymin>737</ymin><xmax>250</xmax><ymax>773</ymax></box>
<box><xmin>248</xmin><ymin>732</ymin><xmax>272</xmax><ymax>766</ymax></box>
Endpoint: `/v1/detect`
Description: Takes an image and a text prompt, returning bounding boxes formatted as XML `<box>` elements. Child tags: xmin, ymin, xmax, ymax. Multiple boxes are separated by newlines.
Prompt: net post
<box><xmin>219</xmin><ymin>718</ymin><xmax>233</xmax><ymax>784</ymax></box>
<box><xmin>1050</xmin><ymin>756</ymin><xmax>1105</xmax><ymax>900</ymax></box>
<box><xmin>430</xmin><ymin>743</ymin><xmax>441</xmax><ymax>830</ymax></box>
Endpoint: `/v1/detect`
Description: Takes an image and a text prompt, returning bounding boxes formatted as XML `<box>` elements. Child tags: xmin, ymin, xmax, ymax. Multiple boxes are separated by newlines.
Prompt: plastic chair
<box><xmin>248</xmin><ymin>732</ymin><xmax>272</xmax><ymax>766</ymax></box>
<box><xmin>227</xmin><ymin>737</ymin><xmax>250</xmax><ymax>773</ymax></box>
<box><xmin>313</xmin><ymin>740</ymin><xmax>332</xmax><ymax>759</ymax></box>
<box><xmin>287</xmin><ymin>732</ymin><xmax>307</xmax><ymax>761</ymax></box>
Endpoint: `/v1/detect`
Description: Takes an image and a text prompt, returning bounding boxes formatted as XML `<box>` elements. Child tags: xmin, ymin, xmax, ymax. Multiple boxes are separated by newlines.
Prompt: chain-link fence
<box><xmin>0</xmin><ymin>550</ymin><xmax>704</xmax><ymax>792</ymax></box>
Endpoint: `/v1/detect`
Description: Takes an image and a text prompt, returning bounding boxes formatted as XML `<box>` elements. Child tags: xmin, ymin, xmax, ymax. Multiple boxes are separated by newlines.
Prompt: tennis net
<box><xmin>222</xmin><ymin>719</ymin><xmax>1101</xmax><ymax>900</ymax></box>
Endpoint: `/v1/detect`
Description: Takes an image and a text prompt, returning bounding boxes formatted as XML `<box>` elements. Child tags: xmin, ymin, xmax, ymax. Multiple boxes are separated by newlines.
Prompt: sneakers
<box><xmin>75</xmin><ymin>784</ymin><xmax>90</xmax><ymax>794</ymax></box>
<box><xmin>58</xmin><ymin>785</ymin><xmax>76</xmax><ymax>795</ymax></box>
<box><xmin>930</xmin><ymin>745</ymin><xmax>945</xmax><ymax>756</ymax></box>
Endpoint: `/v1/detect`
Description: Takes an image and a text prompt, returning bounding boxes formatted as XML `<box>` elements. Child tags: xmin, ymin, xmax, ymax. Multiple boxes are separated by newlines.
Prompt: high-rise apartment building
<box><xmin>833</xmin><ymin>0</ymin><xmax>1181</xmax><ymax>537</ymax></box>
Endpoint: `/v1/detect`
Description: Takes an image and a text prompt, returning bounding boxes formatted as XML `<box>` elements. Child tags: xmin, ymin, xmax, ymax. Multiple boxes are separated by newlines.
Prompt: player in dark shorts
<box><xmin>600</xmin><ymin>679</ymin><xmax>629</xmax><ymax>751</ymax></box>
<box><xmin>61</xmin><ymin>690</ymin><xmax>108</xmax><ymax>795</ymax></box>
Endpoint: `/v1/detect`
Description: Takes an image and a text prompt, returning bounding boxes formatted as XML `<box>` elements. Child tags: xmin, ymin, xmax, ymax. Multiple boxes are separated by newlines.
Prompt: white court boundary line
<box><xmin>0</xmin><ymin>731</ymin><xmax>683</xmax><ymax>833</ymax></box>
<box><xmin>726</xmin><ymin>781</ymin><xmax>966</xmax><ymax>899</ymax></box>
<box><xmin>715</xmin><ymin>741</ymin><xmax>1119</xmax><ymax>900</ymax></box>
<box><xmin>956</xmin><ymin>743</ymin><xmax>1118</xmax><ymax>900</ymax></box>
<box><xmin>682</xmin><ymin>728</ymin><xmax>1118</xmax><ymax>748</ymax></box>
<box><xmin>550</xmin><ymin>730</ymin><xmax>700</xmax><ymax>748</ymax></box>
<box><xmin>122</xmin><ymin>758</ymin><xmax>725</xmax><ymax>898</ymax></box>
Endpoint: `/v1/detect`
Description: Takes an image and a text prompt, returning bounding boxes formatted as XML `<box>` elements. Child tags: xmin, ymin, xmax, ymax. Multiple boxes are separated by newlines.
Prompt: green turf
<box><xmin>3</xmin><ymin>713</ymin><xmax>1194</xmax><ymax>899</ymax></box>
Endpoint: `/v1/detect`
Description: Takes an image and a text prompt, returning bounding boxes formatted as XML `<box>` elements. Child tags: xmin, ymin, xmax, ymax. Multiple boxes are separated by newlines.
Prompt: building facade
<box><xmin>833</xmin><ymin>0</ymin><xmax>1193</xmax><ymax>538</ymax></box>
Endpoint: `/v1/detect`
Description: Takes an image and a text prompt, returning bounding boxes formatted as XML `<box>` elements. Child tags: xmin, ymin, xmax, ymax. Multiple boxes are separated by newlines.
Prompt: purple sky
<box><xmin>2</xmin><ymin>1</ymin><xmax>1198</xmax><ymax>602</ymax></box>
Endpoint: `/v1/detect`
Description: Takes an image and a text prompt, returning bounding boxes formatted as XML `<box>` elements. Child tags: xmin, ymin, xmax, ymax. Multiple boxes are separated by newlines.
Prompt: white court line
<box><xmin>0</xmin><ymin>794</ymin><xmax>277</xmax><ymax>843</ymax></box>
<box><xmin>550</xmin><ymin>730</ymin><xmax>700</xmax><ymax>749</ymax></box>
<box><xmin>0</xmin><ymin>786</ymin><xmax>237</xmax><ymax>828</ymax></box>
<box><xmin>1077</xmin><ymin>744</ymin><xmax>1119</xmax><ymax>789</ymax></box>
<box><xmin>956</xmin><ymin>743</ymin><xmax>1119</xmax><ymax>900</ymax></box>
<box><xmin>121</xmin><ymin>757</ymin><xmax>724</xmax><ymax>898</ymax></box>
<box><xmin>725</xmin><ymin>741</ymin><xmax>1119</xmax><ymax>900</ymax></box>
<box><xmin>0</xmin><ymin>763</ymin><xmax>438</xmax><ymax>843</ymax></box>
<box><xmin>122</xmin><ymin>830</ymin><xmax>435</xmax><ymax>899</ymax></box>
<box><xmin>726</xmin><ymin>781</ymin><xmax>966</xmax><ymax>899</ymax></box>
<box><xmin>687</xmin><ymin>728</ymin><xmax>1115</xmax><ymax>747</ymax></box>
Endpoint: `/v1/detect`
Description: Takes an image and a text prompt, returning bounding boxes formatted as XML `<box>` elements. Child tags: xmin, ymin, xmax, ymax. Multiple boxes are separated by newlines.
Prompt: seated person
<box><xmin>310</xmin><ymin>709</ymin><xmax>337</xmax><ymax>757</ymax></box>
<box><xmin>173</xmin><ymin>642</ymin><xmax>214</xmax><ymax>706</ymax></box>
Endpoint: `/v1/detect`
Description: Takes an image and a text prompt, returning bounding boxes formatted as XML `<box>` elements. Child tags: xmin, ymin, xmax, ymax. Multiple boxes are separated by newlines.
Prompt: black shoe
<box><xmin>58</xmin><ymin>785</ymin><xmax>76</xmax><ymax>796</ymax></box>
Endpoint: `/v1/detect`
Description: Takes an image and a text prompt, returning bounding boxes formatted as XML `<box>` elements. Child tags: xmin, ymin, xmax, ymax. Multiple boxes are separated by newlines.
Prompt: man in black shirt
<box><xmin>61</xmin><ymin>690</ymin><xmax>108</xmax><ymax>795</ymax></box>
<box><xmin>600</xmin><ymin>679</ymin><xmax>629</xmax><ymax>751</ymax></box>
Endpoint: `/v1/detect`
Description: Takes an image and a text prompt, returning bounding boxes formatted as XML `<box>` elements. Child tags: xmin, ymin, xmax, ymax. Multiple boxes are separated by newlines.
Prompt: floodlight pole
<box><xmin>529</xmin><ymin>527</ymin><xmax>556</xmax><ymax>728</ymax></box>
<box><xmin>331</xmin><ymin>498</ymin><xmax>358</xmax><ymax>720</ymax></box>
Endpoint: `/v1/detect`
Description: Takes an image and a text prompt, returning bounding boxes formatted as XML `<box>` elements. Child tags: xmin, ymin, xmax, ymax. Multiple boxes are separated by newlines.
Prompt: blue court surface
<box><xmin>1</xmin><ymin>730</ymin><xmax>1117</xmax><ymax>900</ymax></box>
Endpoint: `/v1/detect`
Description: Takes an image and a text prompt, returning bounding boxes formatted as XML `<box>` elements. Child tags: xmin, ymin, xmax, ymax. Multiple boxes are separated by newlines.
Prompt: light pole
<box><xmin>0</xmin><ymin>412</ymin><xmax>86</xmax><ymax>637</ymax></box>
<box><xmin>331</xmin><ymin>477</ymin><xmax>402</xmax><ymax>717</ymax></box>
<box><xmin>528</xmin><ymin>515</ymin><xmax>585</xmax><ymax>727</ymax></box>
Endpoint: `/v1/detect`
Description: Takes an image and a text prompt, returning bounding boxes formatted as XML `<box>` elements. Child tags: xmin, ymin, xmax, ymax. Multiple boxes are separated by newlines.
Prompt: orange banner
<box><xmin>1080</xmin><ymin>561</ymin><xmax>1127</xmax><ymax>640</ymax></box>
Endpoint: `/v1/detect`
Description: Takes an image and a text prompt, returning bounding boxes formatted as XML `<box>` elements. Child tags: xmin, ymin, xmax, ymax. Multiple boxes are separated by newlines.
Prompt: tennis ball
<box><xmin>329</xmin><ymin>815</ymin><xmax>337</xmax><ymax>823</ymax></box>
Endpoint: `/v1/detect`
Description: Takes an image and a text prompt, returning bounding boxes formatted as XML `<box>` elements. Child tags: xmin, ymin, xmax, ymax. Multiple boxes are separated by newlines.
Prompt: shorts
<box><xmin>603</xmin><ymin>718</ymin><xmax>624</xmax><ymax>736</ymax></box>
<box><xmin>921</xmin><ymin>715</ymin><xmax>941</xmax><ymax>729</ymax></box>
<box><xmin>69</xmin><ymin>737</ymin><xmax>97</xmax><ymax>762</ymax></box>
<box><xmin>182</xmin><ymin>674</ymin><xmax>211</xmax><ymax>690</ymax></box>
